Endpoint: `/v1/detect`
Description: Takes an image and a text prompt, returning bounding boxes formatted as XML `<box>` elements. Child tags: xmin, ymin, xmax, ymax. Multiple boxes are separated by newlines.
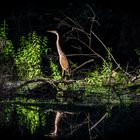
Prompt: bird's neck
<box><xmin>56</xmin><ymin>34</ymin><xmax>63</xmax><ymax>56</ymax></box>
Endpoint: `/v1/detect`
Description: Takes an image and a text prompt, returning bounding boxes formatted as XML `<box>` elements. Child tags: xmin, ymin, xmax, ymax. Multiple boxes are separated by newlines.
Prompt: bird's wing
<box><xmin>60</xmin><ymin>55</ymin><xmax>70</xmax><ymax>72</ymax></box>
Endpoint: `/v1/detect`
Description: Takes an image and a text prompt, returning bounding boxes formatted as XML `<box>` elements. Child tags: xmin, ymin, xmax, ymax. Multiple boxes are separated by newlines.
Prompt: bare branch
<box><xmin>66</xmin><ymin>53</ymin><xmax>97</xmax><ymax>57</ymax></box>
<box><xmin>72</xmin><ymin>59</ymin><xmax>94</xmax><ymax>72</ymax></box>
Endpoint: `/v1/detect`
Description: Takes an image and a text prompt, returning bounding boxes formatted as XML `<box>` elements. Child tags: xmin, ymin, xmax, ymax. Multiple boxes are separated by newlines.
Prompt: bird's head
<box><xmin>47</xmin><ymin>30</ymin><xmax>58</xmax><ymax>35</ymax></box>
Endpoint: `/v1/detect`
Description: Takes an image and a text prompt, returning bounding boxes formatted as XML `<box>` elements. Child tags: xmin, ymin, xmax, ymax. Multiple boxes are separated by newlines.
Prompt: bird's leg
<box><xmin>62</xmin><ymin>70</ymin><xmax>68</xmax><ymax>80</ymax></box>
<box><xmin>62</xmin><ymin>69</ymin><xmax>64</xmax><ymax>78</ymax></box>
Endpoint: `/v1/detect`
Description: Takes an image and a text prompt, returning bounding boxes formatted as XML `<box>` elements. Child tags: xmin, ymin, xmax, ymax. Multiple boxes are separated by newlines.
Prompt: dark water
<box><xmin>0</xmin><ymin>102</ymin><xmax>140</xmax><ymax>140</ymax></box>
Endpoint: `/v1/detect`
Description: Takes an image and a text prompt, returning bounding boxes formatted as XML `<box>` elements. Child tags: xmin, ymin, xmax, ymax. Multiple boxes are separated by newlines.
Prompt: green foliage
<box><xmin>135</xmin><ymin>48</ymin><xmax>140</xmax><ymax>74</ymax></box>
<box><xmin>3</xmin><ymin>40</ymin><xmax>15</xmax><ymax>58</ymax></box>
<box><xmin>112</xmin><ymin>71</ymin><xmax>126</xmax><ymax>84</ymax></box>
<box><xmin>85</xmin><ymin>47</ymin><xmax>125</xmax><ymax>86</ymax></box>
<box><xmin>0</xmin><ymin>21</ymin><xmax>15</xmax><ymax>81</ymax></box>
<box><xmin>50</xmin><ymin>58</ymin><xmax>61</xmax><ymax>80</ymax></box>
<box><xmin>15</xmin><ymin>32</ymin><xmax>48</xmax><ymax>80</ymax></box>
<box><xmin>86</xmin><ymin>60</ymin><xmax>113</xmax><ymax>87</ymax></box>
<box><xmin>0</xmin><ymin>20</ymin><xmax>15</xmax><ymax>58</ymax></box>
<box><xmin>135</xmin><ymin>48</ymin><xmax>140</xmax><ymax>73</ymax></box>
<box><xmin>0</xmin><ymin>20</ymin><xmax>8</xmax><ymax>38</ymax></box>
<box><xmin>135</xmin><ymin>48</ymin><xmax>140</xmax><ymax>62</ymax></box>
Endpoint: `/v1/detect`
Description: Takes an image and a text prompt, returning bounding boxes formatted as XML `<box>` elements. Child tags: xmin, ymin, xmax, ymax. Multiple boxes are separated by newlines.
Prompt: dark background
<box><xmin>0</xmin><ymin>0</ymin><xmax>140</xmax><ymax>68</ymax></box>
<box><xmin>0</xmin><ymin>1</ymin><xmax>140</xmax><ymax>139</ymax></box>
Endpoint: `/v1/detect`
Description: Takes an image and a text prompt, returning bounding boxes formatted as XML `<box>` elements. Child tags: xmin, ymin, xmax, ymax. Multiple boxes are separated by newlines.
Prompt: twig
<box><xmin>72</xmin><ymin>59</ymin><xmax>94</xmax><ymax>72</ymax></box>
<box><xmin>131</xmin><ymin>75</ymin><xmax>140</xmax><ymax>82</ymax></box>
<box><xmin>89</xmin><ymin>18</ymin><xmax>94</xmax><ymax>48</ymax></box>
<box><xmin>66</xmin><ymin>53</ymin><xmax>97</xmax><ymax>57</ymax></box>
<box><xmin>89</xmin><ymin>112</ymin><xmax>108</xmax><ymax>131</ymax></box>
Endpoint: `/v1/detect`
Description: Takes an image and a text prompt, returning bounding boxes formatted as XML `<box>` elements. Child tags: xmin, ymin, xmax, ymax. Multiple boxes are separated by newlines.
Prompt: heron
<box><xmin>47</xmin><ymin>30</ymin><xmax>71</xmax><ymax>136</ymax></box>
<box><xmin>47</xmin><ymin>30</ymin><xmax>71</xmax><ymax>78</ymax></box>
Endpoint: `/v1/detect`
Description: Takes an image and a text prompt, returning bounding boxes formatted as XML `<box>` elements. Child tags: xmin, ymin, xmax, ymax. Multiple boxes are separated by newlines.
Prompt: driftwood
<box><xmin>1</xmin><ymin>76</ymin><xmax>140</xmax><ymax>105</ymax></box>
<box><xmin>3</xmin><ymin>78</ymin><xmax>76</xmax><ymax>100</ymax></box>
<box><xmin>9</xmin><ymin>78</ymin><xmax>76</xmax><ymax>91</ymax></box>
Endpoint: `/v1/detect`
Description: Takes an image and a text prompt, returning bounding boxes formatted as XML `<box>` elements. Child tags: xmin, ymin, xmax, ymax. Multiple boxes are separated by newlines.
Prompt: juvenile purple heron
<box><xmin>47</xmin><ymin>30</ymin><xmax>71</xmax><ymax>136</ymax></box>
<box><xmin>47</xmin><ymin>30</ymin><xmax>71</xmax><ymax>77</ymax></box>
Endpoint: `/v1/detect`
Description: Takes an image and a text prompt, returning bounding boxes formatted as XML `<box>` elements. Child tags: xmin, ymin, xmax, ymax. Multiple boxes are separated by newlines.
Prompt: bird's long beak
<box><xmin>47</xmin><ymin>30</ymin><xmax>57</xmax><ymax>35</ymax></box>
<box><xmin>47</xmin><ymin>30</ymin><xmax>51</xmax><ymax>33</ymax></box>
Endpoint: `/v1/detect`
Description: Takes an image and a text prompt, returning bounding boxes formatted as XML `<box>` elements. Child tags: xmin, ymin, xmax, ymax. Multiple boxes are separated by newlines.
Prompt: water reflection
<box><xmin>0</xmin><ymin>101</ymin><xmax>140</xmax><ymax>140</ymax></box>
<box><xmin>0</xmin><ymin>101</ymin><xmax>107</xmax><ymax>140</ymax></box>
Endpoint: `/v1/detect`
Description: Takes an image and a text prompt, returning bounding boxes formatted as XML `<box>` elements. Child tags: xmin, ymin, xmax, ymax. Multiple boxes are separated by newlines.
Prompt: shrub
<box><xmin>15</xmin><ymin>32</ymin><xmax>48</xmax><ymax>80</ymax></box>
